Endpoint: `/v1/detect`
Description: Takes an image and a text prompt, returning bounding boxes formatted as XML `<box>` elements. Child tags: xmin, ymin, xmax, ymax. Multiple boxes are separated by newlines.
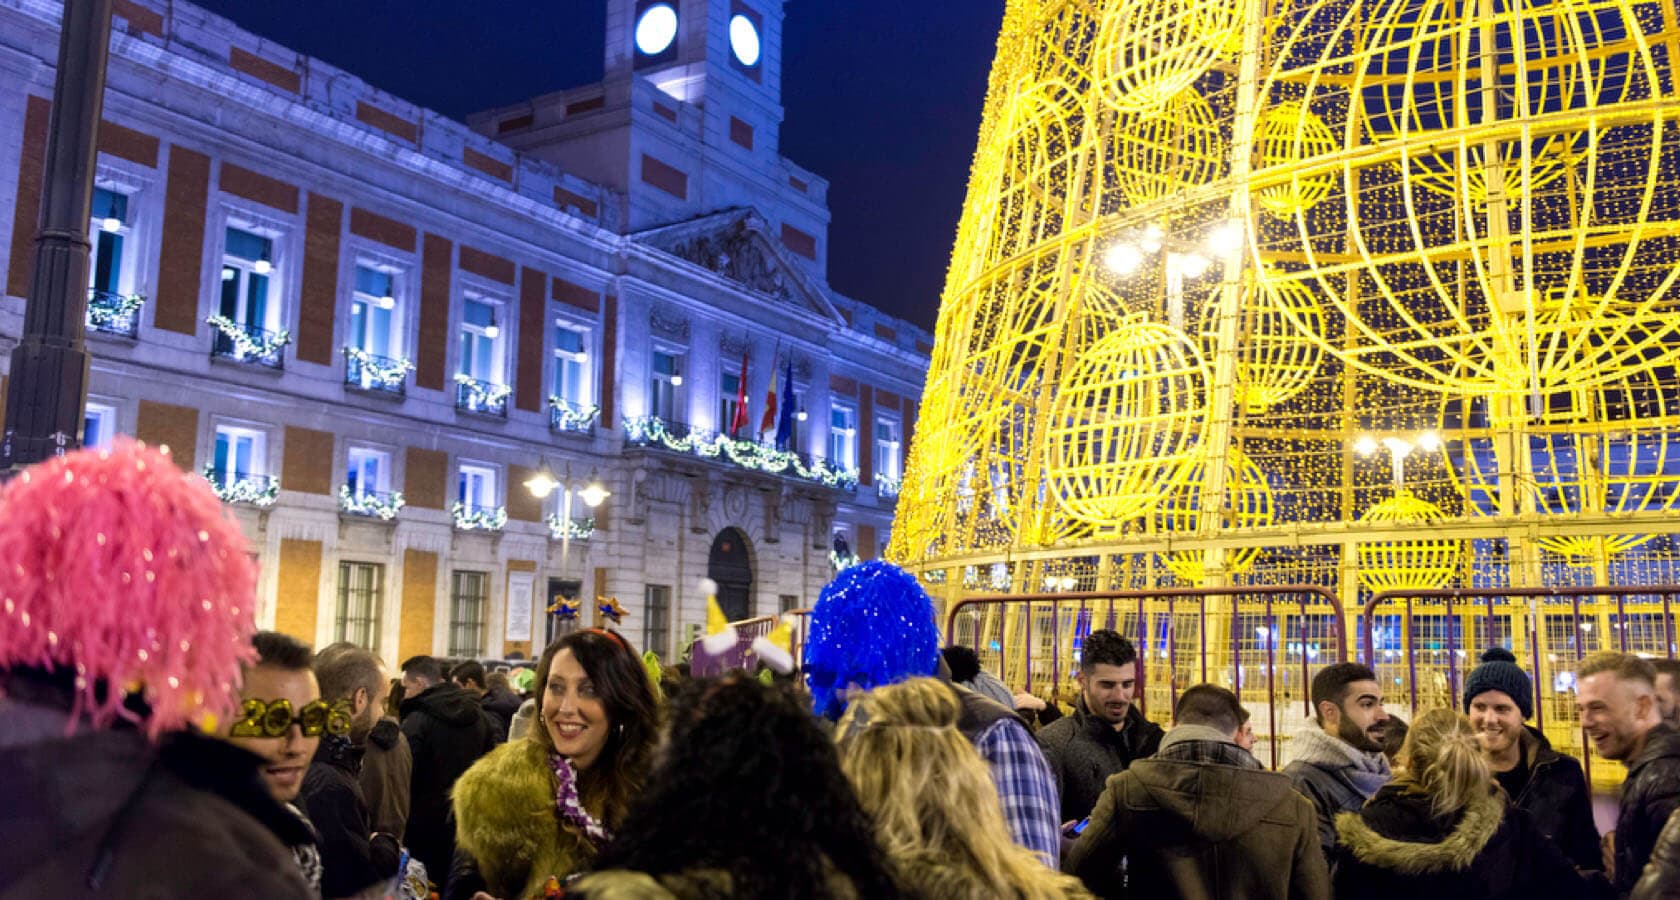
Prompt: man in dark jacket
<box><xmin>1067</xmin><ymin>685</ymin><xmax>1331</xmax><ymax>900</ymax></box>
<box><xmin>401</xmin><ymin>655</ymin><xmax>497</xmax><ymax>881</ymax></box>
<box><xmin>1463</xmin><ymin>647</ymin><xmax>1600</xmax><ymax>871</ymax></box>
<box><xmin>363</xmin><ymin>713</ymin><xmax>412</xmax><ymax>837</ymax></box>
<box><xmin>1632</xmin><ymin>807</ymin><xmax>1680</xmax><ymax>900</ymax></box>
<box><xmin>1578</xmin><ymin>651</ymin><xmax>1680</xmax><ymax>894</ymax></box>
<box><xmin>1283</xmin><ymin>662</ymin><xmax>1392</xmax><ymax>861</ymax></box>
<box><xmin>451</xmin><ymin>659</ymin><xmax>520</xmax><ymax>742</ymax></box>
<box><xmin>1036</xmin><ymin>629</ymin><xmax>1164</xmax><ymax>822</ymax></box>
<box><xmin>302</xmin><ymin>645</ymin><xmax>402</xmax><ymax>897</ymax></box>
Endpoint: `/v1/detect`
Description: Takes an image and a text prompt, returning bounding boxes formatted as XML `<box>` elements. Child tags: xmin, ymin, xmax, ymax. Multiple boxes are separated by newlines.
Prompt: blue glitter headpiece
<box><xmin>803</xmin><ymin>559</ymin><xmax>940</xmax><ymax>720</ymax></box>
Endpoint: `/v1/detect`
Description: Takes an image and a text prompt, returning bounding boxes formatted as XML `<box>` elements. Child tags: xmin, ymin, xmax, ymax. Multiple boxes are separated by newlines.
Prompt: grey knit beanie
<box><xmin>1462</xmin><ymin>647</ymin><xmax>1533</xmax><ymax>719</ymax></box>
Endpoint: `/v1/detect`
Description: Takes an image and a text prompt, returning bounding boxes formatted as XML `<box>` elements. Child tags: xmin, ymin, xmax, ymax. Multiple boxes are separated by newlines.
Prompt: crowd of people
<box><xmin>6</xmin><ymin>439</ymin><xmax>1680</xmax><ymax>899</ymax></box>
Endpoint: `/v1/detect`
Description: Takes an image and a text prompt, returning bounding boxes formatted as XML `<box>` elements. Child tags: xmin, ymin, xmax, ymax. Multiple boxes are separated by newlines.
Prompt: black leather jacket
<box><xmin>1615</xmin><ymin>725</ymin><xmax>1680</xmax><ymax>894</ymax></box>
<box><xmin>1632</xmin><ymin>806</ymin><xmax>1680</xmax><ymax>900</ymax></box>
<box><xmin>1508</xmin><ymin>727</ymin><xmax>1601</xmax><ymax>872</ymax></box>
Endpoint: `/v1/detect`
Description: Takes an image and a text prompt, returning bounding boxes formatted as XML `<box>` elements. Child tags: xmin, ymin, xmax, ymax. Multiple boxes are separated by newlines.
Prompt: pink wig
<box><xmin>0</xmin><ymin>437</ymin><xmax>258</xmax><ymax>739</ymax></box>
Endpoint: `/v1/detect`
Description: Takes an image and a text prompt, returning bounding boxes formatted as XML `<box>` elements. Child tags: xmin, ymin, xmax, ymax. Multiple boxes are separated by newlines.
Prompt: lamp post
<box><xmin>2</xmin><ymin>0</ymin><xmax>114</xmax><ymax>472</ymax></box>
<box><xmin>1353</xmin><ymin>429</ymin><xmax>1442</xmax><ymax>487</ymax></box>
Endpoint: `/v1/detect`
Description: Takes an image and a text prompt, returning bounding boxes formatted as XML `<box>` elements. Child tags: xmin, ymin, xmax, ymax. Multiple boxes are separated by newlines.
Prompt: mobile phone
<box><xmin>1067</xmin><ymin>817</ymin><xmax>1090</xmax><ymax>836</ymax></box>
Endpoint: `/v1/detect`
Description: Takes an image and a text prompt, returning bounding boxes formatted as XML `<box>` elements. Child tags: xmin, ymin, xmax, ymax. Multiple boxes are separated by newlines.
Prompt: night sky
<box><xmin>192</xmin><ymin>0</ymin><xmax>1005</xmax><ymax>332</ymax></box>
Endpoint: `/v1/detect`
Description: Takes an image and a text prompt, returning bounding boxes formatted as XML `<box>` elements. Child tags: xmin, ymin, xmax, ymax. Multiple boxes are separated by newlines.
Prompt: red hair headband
<box><xmin>584</xmin><ymin>627</ymin><xmax>628</xmax><ymax>651</ymax></box>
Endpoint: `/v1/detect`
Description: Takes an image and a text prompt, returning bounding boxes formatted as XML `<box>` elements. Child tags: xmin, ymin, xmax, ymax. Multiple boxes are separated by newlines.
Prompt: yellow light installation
<box><xmin>1046</xmin><ymin>318</ymin><xmax>1209</xmax><ymax>526</ymax></box>
<box><xmin>1356</xmin><ymin>491</ymin><xmax>1462</xmax><ymax>593</ymax></box>
<box><xmin>1157</xmin><ymin>447</ymin><xmax>1275</xmax><ymax>584</ymax></box>
<box><xmin>889</xmin><ymin>0</ymin><xmax>1680</xmax><ymax>628</ymax></box>
<box><xmin>1252</xmin><ymin>102</ymin><xmax>1335</xmax><ymax>219</ymax></box>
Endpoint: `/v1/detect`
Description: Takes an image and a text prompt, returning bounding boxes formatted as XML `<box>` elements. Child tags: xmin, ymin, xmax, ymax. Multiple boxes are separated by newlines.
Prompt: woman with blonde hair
<box><xmin>1334</xmin><ymin>708</ymin><xmax>1610</xmax><ymax>900</ymax></box>
<box><xmin>838</xmin><ymin>677</ymin><xmax>1091</xmax><ymax>900</ymax></box>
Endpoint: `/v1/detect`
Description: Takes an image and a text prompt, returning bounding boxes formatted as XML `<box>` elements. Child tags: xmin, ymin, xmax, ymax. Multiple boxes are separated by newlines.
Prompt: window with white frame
<box><xmin>650</xmin><ymin>348</ymin><xmax>682</xmax><ymax>421</ymax></box>
<box><xmin>552</xmin><ymin>322</ymin><xmax>589</xmax><ymax>405</ymax></box>
<box><xmin>346</xmin><ymin>446</ymin><xmax>392</xmax><ymax>499</ymax></box>
<box><xmin>874</xmin><ymin>416</ymin><xmax>902</xmax><ymax>483</ymax></box>
<box><xmin>720</xmin><ymin>367</ymin><xmax>743</xmax><ymax>436</ymax></box>
<box><xmin>212</xmin><ymin>423</ymin><xmax>267</xmax><ymax>488</ymax></box>
<box><xmin>643</xmin><ymin>584</ymin><xmax>671</xmax><ymax>660</ymax></box>
<box><xmin>82</xmin><ymin>402</ymin><xmax>117</xmax><ymax>451</ymax></box>
<box><xmin>219</xmin><ymin>227</ymin><xmax>278</xmax><ymax>333</ymax></box>
<box><xmin>350</xmin><ymin>265</ymin><xmax>401</xmax><ymax>359</ymax></box>
<box><xmin>88</xmin><ymin>187</ymin><xmax>134</xmax><ymax>296</ymax></box>
<box><xmin>448</xmin><ymin>570</ymin><xmax>488</xmax><ymax>657</ymax></box>
<box><xmin>830</xmin><ymin>403</ymin><xmax>857</xmax><ymax>470</ymax></box>
<box><xmin>336</xmin><ymin>561</ymin><xmax>383</xmax><ymax>651</ymax></box>
<box><xmin>457</xmin><ymin>462</ymin><xmax>499</xmax><ymax>513</ymax></box>
<box><xmin>458</xmin><ymin>295</ymin><xmax>504</xmax><ymax>384</ymax></box>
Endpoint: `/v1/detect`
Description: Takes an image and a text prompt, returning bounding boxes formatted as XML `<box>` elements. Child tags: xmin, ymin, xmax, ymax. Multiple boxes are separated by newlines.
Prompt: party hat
<box><xmin>699</xmin><ymin>577</ymin><xmax>738</xmax><ymax>655</ymax></box>
<box><xmin>751</xmin><ymin>615</ymin><xmax>796</xmax><ymax>674</ymax></box>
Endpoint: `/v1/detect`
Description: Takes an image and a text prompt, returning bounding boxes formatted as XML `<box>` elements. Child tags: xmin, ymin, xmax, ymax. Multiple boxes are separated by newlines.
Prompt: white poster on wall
<box><xmin>506</xmin><ymin>572</ymin><xmax>535</xmax><ymax>644</ymax></box>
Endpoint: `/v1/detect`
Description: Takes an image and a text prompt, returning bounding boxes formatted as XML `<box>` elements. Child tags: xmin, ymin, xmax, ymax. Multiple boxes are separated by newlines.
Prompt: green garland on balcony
<box><xmin>452</xmin><ymin>501</ymin><xmax>507</xmax><ymax>532</ymax></box>
<box><xmin>545</xmin><ymin>514</ymin><xmax>595</xmax><ymax>541</ymax></box>
<box><xmin>207</xmin><ymin>315</ymin><xmax>291</xmax><ymax>358</ymax></box>
<box><xmin>548</xmin><ymin>396</ymin><xmax>602</xmax><ymax>431</ymax></box>
<box><xmin>88</xmin><ymin>293</ymin><xmax>144</xmax><ymax>329</ymax></box>
<box><xmin>624</xmin><ymin>417</ymin><xmax>858</xmax><ymax>489</ymax></box>
<box><xmin>454</xmin><ymin>373</ymin><xmax>511</xmax><ymax>408</ymax></box>
<box><xmin>203</xmin><ymin>466</ymin><xmax>279</xmax><ymax>507</ymax></box>
<box><xmin>339</xmin><ymin>485</ymin><xmax>406</xmax><ymax>520</ymax></box>
<box><xmin>344</xmin><ymin>347</ymin><xmax>415</xmax><ymax>389</ymax></box>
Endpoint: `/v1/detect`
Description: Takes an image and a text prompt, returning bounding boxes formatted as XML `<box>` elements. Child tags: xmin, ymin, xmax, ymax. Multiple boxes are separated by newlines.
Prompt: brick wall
<box><xmin>398</xmin><ymin>549</ymin><xmax>439</xmax><ymax>661</ymax></box>
<box><xmin>859</xmin><ymin>386</ymin><xmax>875</xmax><ymax>485</ymax></box>
<box><xmin>281</xmin><ymin>426</ymin><xmax>334</xmax><ymax>494</ymax></box>
<box><xmin>516</xmin><ymin>267</ymin><xmax>546</xmax><ymax>413</ymax></box>
<box><xmin>135</xmin><ymin>400</ymin><xmax>198</xmax><ymax>468</ymax></box>
<box><xmin>275</xmin><ymin>538</ymin><xmax>322</xmax><ymax>642</ymax></box>
<box><xmin>154</xmin><ymin>146</ymin><xmax>211</xmax><ymax>335</ymax></box>
<box><xmin>349</xmin><ymin>207</ymin><xmax>416</xmax><ymax>252</ymax></box>
<box><xmin>297</xmin><ymin>194</ymin><xmax>342</xmax><ymax>365</ymax></box>
<box><xmin>218</xmin><ymin>162</ymin><xmax>298</xmax><ymax>213</ymax></box>
<box><xmin>600</xmin><ymin>291</ymin><xmax>618</xmax><ymax>426</ymax></box>
<box><xmin>857</xmin><ymin>524</ymin><xmax>878</xmax><ymax>561</ymax></box>
<box><xmin>5</xmin><ymin>96</ymin><xmax>48</xmax><ymax>299</ymax></box>
<box><xmin>506</xmin><ymin>465</ymin><xmax>543</xmax><ymax>523</ymax></box>
<box><xmin>405</xmin><ymin>447</ymin><xmax>449</xmax><ymax>509</ymax></box>
<box><xmin>416</xmin><ymin>235</ymin><xmax>453</xmax><ymax>390</ymax></box>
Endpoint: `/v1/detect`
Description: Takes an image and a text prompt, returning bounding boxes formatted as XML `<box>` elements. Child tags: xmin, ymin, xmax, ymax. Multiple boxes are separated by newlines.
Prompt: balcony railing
<box><xmin>546</xmin><ymin>514</ymin><xmax>595</xmax><ymax>541</ymax></box>
<box><xmin>452</xmin><ymin>501</ymin><xmax>507</xmax><ymax>532</ymax></box>
<box><xmin>623</xmin><ymin>415</ymin><xmax>858</xmax><ymax>490</ymax></box>
<box><xmin>549</xmin><ymin>396</ymin><xmax>601</xmax><ymax>434</ymax></box>
<box><xmin>86</xmin><ymin>289</ymin><xmax>143</xmax><ymax>338</ymax></box>
<box><xmin>454</xmin><ymin>375</ymin><xmax>509</xmax><ymax>417</ymax></box>
<box><xmin>208</xmin><ymin>316</ymin><xmax>289</xmax><ymax>369</ymax></box>
<box><xmin>876</xmin><ymin>475</ymin><xmax>902</xmax><ymax>499</ymax></box>
<box><xmin>339</xmin><ymin>486</ymin><xmax>405</xmax><ymax>520</ymax></box>
<box><xmin>203</xmin><ymin>468</ymin><xmax>279</xmax><ymax>507</ymax></box>
<box><xmin>344</xmin><ymin>348</ymin><xmax>412</xmax><ymax>397</ymax></box>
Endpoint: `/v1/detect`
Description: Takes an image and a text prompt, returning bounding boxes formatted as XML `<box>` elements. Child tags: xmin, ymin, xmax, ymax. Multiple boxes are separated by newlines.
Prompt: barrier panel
<box><xmin>945</xmin><ymin>586</ymin><xmax>1347</xmax><ymax>769</ymax></box>
<box><xmin>1359</xmin><ymin>586</ymin><xmax>1680</xmax><ymax>790</ymax></box>
<box><xmin>687</xmin><ymin>610</ymin><xmax>811</xmax><ymax>678</ymax></box>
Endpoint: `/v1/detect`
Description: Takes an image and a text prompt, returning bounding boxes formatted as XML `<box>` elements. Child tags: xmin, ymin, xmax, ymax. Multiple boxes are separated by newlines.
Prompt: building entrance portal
<box><xmin>707</xmin><ymin>527</ymin><xmax>753</xmax><ymax>621</ymax></box>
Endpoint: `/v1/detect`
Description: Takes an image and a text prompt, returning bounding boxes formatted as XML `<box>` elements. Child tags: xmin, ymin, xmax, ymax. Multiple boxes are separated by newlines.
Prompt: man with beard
<box><xmin>1036</xmin><ymin>629</ymin><xmax>1164</xmax><ymax>822</ymax></box>
<box><xmin>300</xmin><ymin>646</ymin><xmax>403</xmax><ymax>897</ymax></box>
<box><xmin>1464</xmin><ymin>648</ymin><xmax>1600</xmax><ymax>872</ymax></box>
<box><xmin>1283</xmin><ymin>662</ymin><xmax>1391</xmax><ymax>862</ymax></box>
<box><xmin>1578</xmin><ymin>651</ymin><xmax>1680</xmax><ymax>894</ymax></box>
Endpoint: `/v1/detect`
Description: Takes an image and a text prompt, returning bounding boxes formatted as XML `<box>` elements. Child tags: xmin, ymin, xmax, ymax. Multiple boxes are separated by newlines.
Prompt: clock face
<box><xmin>729</xmin><ymin>13</ymin><xmax>761</xmax><ymax>67</ymax></box>
<box><xmin>635</xmin><ymin>3</ymin><xmax>679</xmax><ymax>56</ymax></box>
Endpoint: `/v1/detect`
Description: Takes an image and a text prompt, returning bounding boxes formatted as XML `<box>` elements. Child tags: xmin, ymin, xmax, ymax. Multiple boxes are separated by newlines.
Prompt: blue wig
<box><xmin>803</xmin><ymin>560</ymin><xmax>940</xmax><ymax>720</ymax></box>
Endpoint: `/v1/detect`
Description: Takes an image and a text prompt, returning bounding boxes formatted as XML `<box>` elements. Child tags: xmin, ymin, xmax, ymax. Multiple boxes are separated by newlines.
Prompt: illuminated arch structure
<box><xmin>893</xmin><ymin>0</ymin><xmax>1680</xmax><ymax>764</ymax></box>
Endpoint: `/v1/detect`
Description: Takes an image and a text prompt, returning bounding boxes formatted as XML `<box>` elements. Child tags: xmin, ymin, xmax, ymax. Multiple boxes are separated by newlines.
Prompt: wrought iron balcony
<box><xmin>546</xmin><ymin>514</ymin><xmax>595</xmax><ymax>541</ymax></box>
<box><xmin>549</xmin><ymin>396</ymin><xmax>601</xmax><ymax>434</ymax></box>
<box><xmin>339</xmin><ymin>486</ymin><xmax>405</xmax><ymax>520</ymax></box>
<box><xmin>452</xmin><ymin>501</ymin><xmax>507</xmax><ymax>532</ymax></box>
<box><xmin>876</xmin><ymin>475</ymin><xmax>902</xmax><ymax>499</ymax></box>
<box><xmin>86</xmin><ymin>289</ymin><xmax>143</xmax><ymax>338</ymax></box>
<box><xmin>208</xmin><ymin>316</ymin><xmax>288</xmax><ymax>369</ymax></box>
<box><xmin>203</xmin><ymin>468</ymin><xmax>279</xmax><ymax>507</ymax></box>
<box><xmin>623</xmin><ymin>415</ymin><xmax>858</xmax><ymax>490</ymax></box>
<box><xmin>344</xmin><ymin>349</ymin><xmax>412</xmax><ymax>397</ymax></box>
<box><xmin>455</xmin><ymin>375</ymin><xmax>509</xmax><ymax>417</ymax></box>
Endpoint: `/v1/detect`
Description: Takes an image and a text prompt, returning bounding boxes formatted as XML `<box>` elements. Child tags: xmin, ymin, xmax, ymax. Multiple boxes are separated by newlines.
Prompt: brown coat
<box><xmin>1065</xmin><ymin>727</ymin><xmax>1330</xmax><ymax>900</ymax></box>
<box><xmin>359</xmin><ymin>717</ymin><xmax>411</xmax><ymax>837</ymax></box>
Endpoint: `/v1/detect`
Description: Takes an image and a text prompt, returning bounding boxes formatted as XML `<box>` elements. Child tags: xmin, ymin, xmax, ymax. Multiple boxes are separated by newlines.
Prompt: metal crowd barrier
<box><xmin>1359</xmin><ymin>586</ymin><xmax>1680</xmax><ymax>789</ymax></box>
<box><xmin>687</xmin><ymin>609</ymin><xmax>812</xmax><ymax>678</ymax></box>
<box><xmin>945</xmin><ymin>586</ymin><xmax>1348</xmax><ymax>769</ymax></box>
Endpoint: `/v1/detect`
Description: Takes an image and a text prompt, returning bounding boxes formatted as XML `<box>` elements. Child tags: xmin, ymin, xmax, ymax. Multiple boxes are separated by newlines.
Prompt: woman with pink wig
<box><xmin>0</xmin><ymin>439</ymin><xmax>314</xmax><ymax>897</ymax></box>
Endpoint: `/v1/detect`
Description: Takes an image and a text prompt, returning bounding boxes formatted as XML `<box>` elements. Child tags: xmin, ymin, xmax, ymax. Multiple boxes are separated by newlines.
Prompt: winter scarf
<box><xmin>452</xmin><ymin>738</ymin><xmax>596</xmax><ymax>900</ymax></box>
<box><xmin>1290</xmin><ymin>725</ymin><xmax>1391</xmax><ymax>799</ymax></box>
<box><xmin>1156</xmin><ymin>724</ymin><xmax>1264</xmax><ymax>770</ymax></box>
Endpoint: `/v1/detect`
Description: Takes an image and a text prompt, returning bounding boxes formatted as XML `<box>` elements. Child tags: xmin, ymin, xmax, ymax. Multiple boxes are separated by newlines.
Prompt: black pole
<box><xmin>1</xmin><ymin>0</ymin><xmax>113</xmax><ymax>470</ymax></box>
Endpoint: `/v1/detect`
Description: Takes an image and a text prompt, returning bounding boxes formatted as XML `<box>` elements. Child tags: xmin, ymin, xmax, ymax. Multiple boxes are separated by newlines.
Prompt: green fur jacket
<box><xmin>452</xmin><ymin>738</ymin><xmax>597</xmax><ymax>900</ymax></box>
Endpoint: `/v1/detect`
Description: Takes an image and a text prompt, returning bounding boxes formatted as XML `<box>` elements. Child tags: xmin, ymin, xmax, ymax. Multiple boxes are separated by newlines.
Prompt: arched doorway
<box><xmin>707</xmin><ymin>527</ymin><xmax>753</xmax><ymax>621</ymax></box>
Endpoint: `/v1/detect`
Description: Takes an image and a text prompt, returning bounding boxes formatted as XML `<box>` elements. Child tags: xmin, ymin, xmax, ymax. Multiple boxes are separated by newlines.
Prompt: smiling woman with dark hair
<box><xmin>449</xmin><ymin>629</ymin><xmax>659</xmax><ymax>899</ymax></box>
<box><xmin>571</xmin><ymin>674</ymin><xmax>903</xmax><ymax>899</ymax></box>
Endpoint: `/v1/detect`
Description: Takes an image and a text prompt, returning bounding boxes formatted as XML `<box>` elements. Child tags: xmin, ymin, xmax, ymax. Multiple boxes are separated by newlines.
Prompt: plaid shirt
<box><xmin>973</xmin><ymin>717</ymin><xmax>1062</xmax><ymax>867</ymax></box>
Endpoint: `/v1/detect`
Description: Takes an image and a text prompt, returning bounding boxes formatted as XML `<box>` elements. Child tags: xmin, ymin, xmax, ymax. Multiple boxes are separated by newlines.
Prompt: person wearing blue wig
<box><xmin>806</xmin><ymin>560</ymin><xmax>1063</xmax><ymax>867</ymax></box>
